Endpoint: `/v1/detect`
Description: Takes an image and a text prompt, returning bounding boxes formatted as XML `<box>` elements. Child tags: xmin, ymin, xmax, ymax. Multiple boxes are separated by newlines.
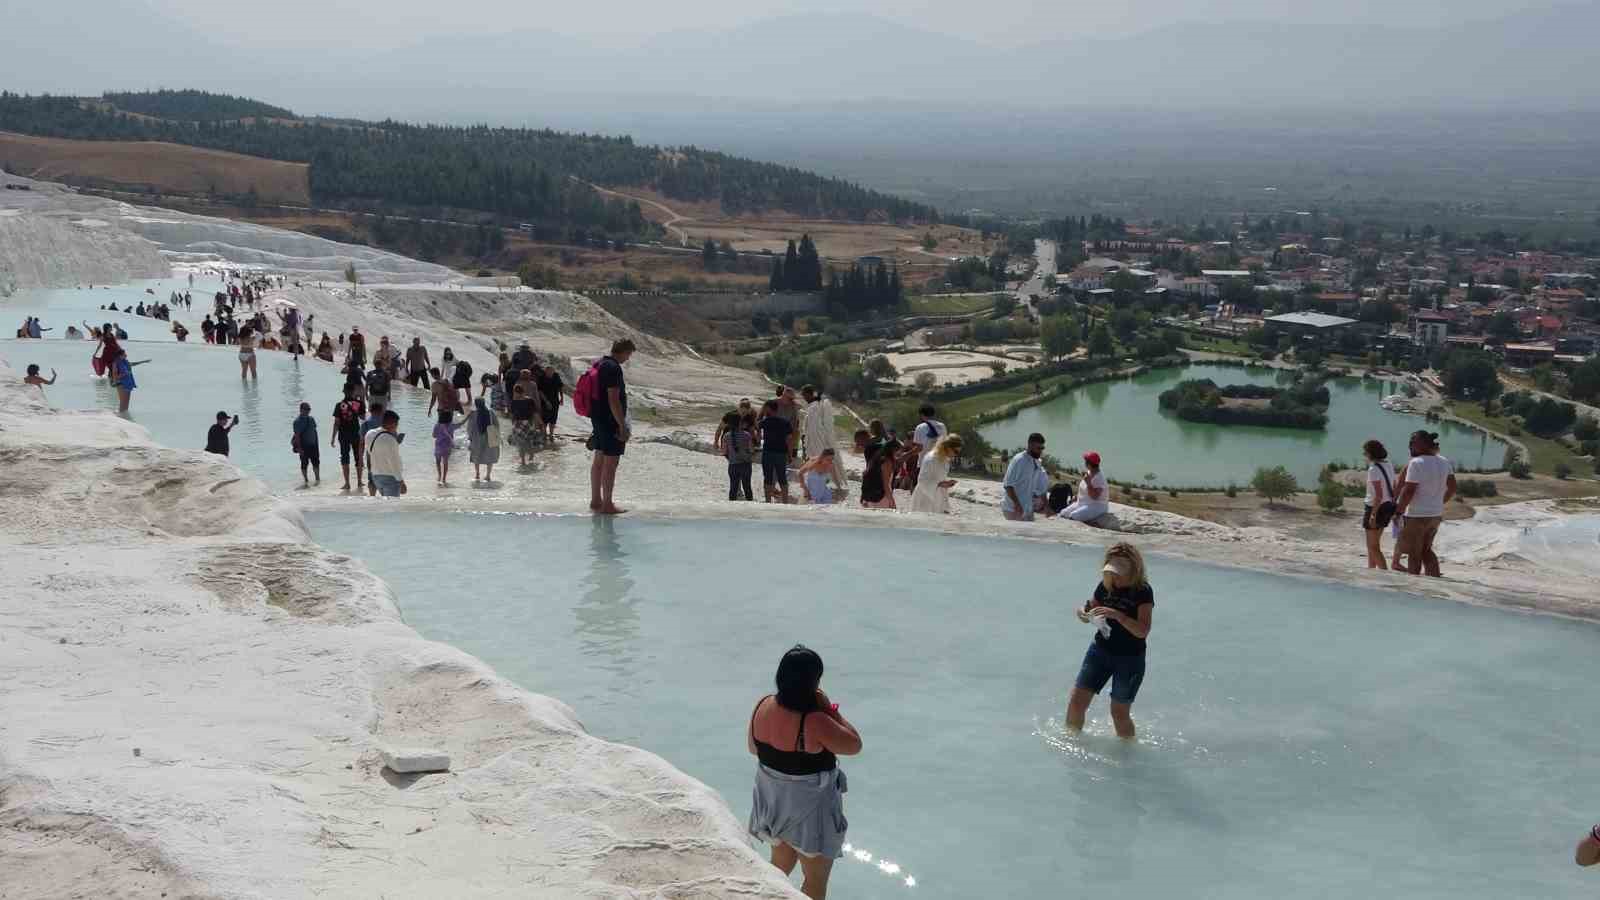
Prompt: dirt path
<box><xmin>572</xmin><ymin>178</ymin><xmax>690</xmax><ymax>246</ymax></box>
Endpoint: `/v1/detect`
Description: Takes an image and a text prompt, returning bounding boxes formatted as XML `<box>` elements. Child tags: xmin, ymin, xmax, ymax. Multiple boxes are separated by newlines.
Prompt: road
<box><xmin>1014</xmin><ymin>238</ymin><xmax>1056</xmax><ymax>318</ymax></box>
<box><xmin>571</xmin><ymin>177</ymin><xmax>690</xmax><ymax>246</ymax></box>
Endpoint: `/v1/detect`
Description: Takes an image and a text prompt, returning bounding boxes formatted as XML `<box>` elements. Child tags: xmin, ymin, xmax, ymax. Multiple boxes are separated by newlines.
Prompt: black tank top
<box><xmin>751</xmin><ymin>696</ymin><xmax>837</xmax><ymax>775</ymax></box>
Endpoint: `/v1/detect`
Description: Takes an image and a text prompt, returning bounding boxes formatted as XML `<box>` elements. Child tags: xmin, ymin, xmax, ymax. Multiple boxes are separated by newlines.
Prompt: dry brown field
<box><xmin>0</xmin><ymin>132</ymin><xmax>310</xmax><ymax>204</ymax></box>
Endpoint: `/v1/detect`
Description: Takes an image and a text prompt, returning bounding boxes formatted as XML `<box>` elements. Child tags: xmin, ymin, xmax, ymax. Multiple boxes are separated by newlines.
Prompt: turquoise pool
<box><xmin>309</xmin><ymin>511</ymin><xmax>1600</xmax><ymax>900</ymax></box>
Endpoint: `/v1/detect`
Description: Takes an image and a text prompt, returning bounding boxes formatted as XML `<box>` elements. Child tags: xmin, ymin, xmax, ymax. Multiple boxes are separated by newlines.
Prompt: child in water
<box><xmin>433</xmin><ymin>412</ymin><xmax>459</xmax><ymax>486</ymax></box>
<box><xmin>1067</xmin><ymin>542</ymin><xmax>1155</xmax><ymax>739</ymax></box>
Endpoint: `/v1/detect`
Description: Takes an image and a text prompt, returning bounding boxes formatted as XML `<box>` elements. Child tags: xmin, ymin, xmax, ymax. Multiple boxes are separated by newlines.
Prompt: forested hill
<box><xmin>100</xmin><ymin>90</ymin><xmax>295</xmax><ymax>122</ymax></box>
<box><xmin>0</xmin><ymin>91</ymin><xmax>937</xmax><ymax>236</ymax></box>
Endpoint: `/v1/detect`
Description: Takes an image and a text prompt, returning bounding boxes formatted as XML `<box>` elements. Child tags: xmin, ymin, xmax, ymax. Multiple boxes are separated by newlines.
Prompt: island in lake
<box><xmin>1158</xmin><ymin>377</ymin><xmax>1331</xmax><ymax>430</ymax></box>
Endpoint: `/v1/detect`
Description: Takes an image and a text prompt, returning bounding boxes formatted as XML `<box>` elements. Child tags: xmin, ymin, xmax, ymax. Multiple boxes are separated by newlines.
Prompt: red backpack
<box><xmin>572</xmin><ymin>360</ymin><xmax>604</xmax><ymax>418</ymax></box>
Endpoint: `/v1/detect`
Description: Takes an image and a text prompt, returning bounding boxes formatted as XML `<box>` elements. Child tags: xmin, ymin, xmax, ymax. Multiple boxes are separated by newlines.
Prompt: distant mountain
<box><xmin>4</xmin><ymin>4</ymin><xmax>1597</xmax><ymax>114</ymax></box>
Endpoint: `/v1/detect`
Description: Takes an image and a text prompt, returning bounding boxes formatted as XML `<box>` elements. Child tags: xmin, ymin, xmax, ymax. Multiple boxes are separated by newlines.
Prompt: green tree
<box><xmin>1251</xmin><ymin>465</ymin><xmax>1300</xmax><ymax>506</ymax></box>
<box><xmin>864</xmin><ymin>354</ymin><xmax>898</xmax><ymax>381</ymax></box>
<box><xmin>1040</xmin><ymin>314</ymin><xmax>1079</xmax><ymax>361</ymax></box>
<box><xmin>914</xmin><ymin>372</ymin><xmax>938</xmax><ymax>392</ymax></box>
<box><xmin>1572</xmin><ymin>357</ymin><xmax>1600</xmax><ymax>403</ymax></box>
<box><xmin>343</xmin><ymin>262</ymin><xmax>358</xmax><ymax>291</ymax></box>
<box><xmin>921</xmin><ymin>232</ymin><xmax>938</xmax><ymax>251</ymax></box>
<box><xmin>1441</xmin><ymin>351</ymin><xmax>1502</xmax><ymax>403</ymax></box>
<box><xmin>702</xmin><ymin>238</ymin><xmax>719</xmax><ymax>271</ymax></box>
<box><xmin>993</xmin><ymin>294</ymin><xmax>1018</xmax><ymax>317</ymax></box>
<box><xmin>1486</xmin><ymin>312</ymin><xmax>1521</xmax><ymax>340</ymax></box>
<box><xmin>1088</xmin><ymin>325</ymin><xmax>1115</xmax><ymax>357</ymax></box>
<box><xmin>1316</xmin><ymin>478</ymin><xmax>1346</xmax><ymax>513</ymax></box>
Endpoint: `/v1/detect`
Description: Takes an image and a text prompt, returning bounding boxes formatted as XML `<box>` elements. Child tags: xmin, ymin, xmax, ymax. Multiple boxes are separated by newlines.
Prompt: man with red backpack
<box><xmin>329</xmin><ymin>384</ymin><xmax>367</xmax><ymax>492</ymax></box>
<box><xmin>577</xmin><ymin>339</ymin><xmax>636</xmax><ymax>514</ymax></box>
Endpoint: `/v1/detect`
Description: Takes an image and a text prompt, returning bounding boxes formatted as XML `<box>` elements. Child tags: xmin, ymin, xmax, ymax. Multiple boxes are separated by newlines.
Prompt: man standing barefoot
<box><xmin>589</xmin><ymin>339</ymin><xmax>635</xmax><ymax>515</ymax></box>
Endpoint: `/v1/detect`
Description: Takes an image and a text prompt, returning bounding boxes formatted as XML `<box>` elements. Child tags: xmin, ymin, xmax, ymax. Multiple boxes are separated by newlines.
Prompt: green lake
<box><xmin>978</xmin><ymin>363</ymin><xmax>1504</xmax><ymax>488</ymax></box>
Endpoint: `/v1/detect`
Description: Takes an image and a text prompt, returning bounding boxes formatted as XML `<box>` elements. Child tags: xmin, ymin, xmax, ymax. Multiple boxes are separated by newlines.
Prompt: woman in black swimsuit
<box><xmin>747</xmin><ymin>645</ymin><xmax>863</xmax><ymax>899</ymax></box>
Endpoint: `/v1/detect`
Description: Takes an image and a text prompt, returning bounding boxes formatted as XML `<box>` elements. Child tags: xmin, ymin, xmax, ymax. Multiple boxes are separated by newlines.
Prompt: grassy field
<box><xmin>0</xmin><ymin>131</ymin><xmax>310</xmax><ymax>203</ymax></box>
<box><xmin>1445</xmin><ymin>401</ymin><xmax>1589</xmax><ymax>477</ymax></box>
<box><xmin>907</xmin><ymin>293</ymin><xmax>1000</xmax><ymax>316</ymax></box>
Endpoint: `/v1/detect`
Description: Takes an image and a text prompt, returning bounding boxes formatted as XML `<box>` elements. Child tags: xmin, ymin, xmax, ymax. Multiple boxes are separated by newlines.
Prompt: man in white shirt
<box><xmin>1394</xmin><ymin>429</ymin><xmax>1456</xmax><ymax>577</ymax></box>
<box><xmin>365</xmin><ymin>410</ymin><xmax>407</xmax><ymax>497</ymax></box>
<box><xmin>800</xmin><ymin>385</ymin><xmax>845</xmax><ymax>491</ymax></box>
<box><xmin>906</xmin><ymin>403</ymin><xmax>947</xmax><ymax>488</ymax></box>
<box><xmin>1002</xmin><ymin>433</ymin><xmax>1049</xmax><ymax>521</ymax></box>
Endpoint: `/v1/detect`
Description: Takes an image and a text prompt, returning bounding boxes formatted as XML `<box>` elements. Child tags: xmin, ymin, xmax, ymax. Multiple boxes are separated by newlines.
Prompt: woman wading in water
<box><xmin>748</xmin><ymin>646</ymin><xmax>862</xmax><ymax>899</ymax></box>
<box><xmin>1067</xmin><ymin>542</ymin><xmax>1155</xmax><ymax>739</ymax></box>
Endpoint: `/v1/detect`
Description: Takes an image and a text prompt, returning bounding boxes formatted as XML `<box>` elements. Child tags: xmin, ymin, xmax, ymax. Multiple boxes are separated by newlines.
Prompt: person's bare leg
<box><xmin>117</xmin><ymin>388</ymin><xmax>130</xmax><ymax>412</ymax></box>
<box><xmin>1065</xmin><ymin>687</ymin><xmax>1094</xmax><ymax>732</ymax></box>
<box><xmin>589</xmin><ymin>450</ymin><xmax>605</xmax><ymax>510</ymax></box>
<box><xmin>340</xmin><ymin>462</ymin><xmax>351</xmax><ymax>491</ymax></box>
<box><xmin>1109</xmin><ymin>701</ymin><xmax>1136</xmax><ymax>739</ymax></box>
<box><xmin>599</xmin><ymin>455</ymin><xmax>625</xmax><ymax>514</ymax></box>
<box><xmin>770</xmin><ymin>842</ymin><xmax>799</xmax><ymax>876</ymax></box>
<box><xmin>797</xmin><ymin>853</ymin><xmax>835</xmax><ymax>900</ymax></box>
<box><xmin>484</xmin><ymin>463</ymin><xmax>493</xmax><ymax>482</ymax></box>
<box><xmin>1365</xmin><ymin>529</ymin><xmax>1387</xmax><ymax>570</ymax></box>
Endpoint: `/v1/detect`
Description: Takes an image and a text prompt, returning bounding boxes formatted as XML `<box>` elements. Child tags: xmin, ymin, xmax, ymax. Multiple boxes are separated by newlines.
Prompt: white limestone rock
<box><xmin>380</xmin><ymin>747</ymin><xmax>451</xmax><ymax>774</ymax></box>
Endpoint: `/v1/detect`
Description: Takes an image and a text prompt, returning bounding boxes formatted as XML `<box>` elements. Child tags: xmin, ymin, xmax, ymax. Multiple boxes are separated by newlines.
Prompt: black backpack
<box><xmin>366</xmin><ymin>368</ymin><xmax>390</xmax><ymax>394</ymax></box>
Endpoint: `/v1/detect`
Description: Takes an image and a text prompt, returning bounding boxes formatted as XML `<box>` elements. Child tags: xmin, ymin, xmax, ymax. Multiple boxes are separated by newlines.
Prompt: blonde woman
<box><xmin>1067</xmin><ymin>542</ymin><xmax>1155</xmax><ymax>739</ymax></box>
<box><xmin>908</xmin><ymin>434</ymin><xmax>962</xmax><ymax>514</ymax></box>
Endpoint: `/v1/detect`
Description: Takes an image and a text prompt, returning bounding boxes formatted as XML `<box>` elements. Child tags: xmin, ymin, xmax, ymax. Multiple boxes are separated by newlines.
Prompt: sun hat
<box><xmin>1083</xmin><ymin>451</ymin><xmax>1101</xmax><ymax>466</ymax></box>
<box><xmin>1101</xmin><ymin>557</ymin><xmax>1129</xmax><ymax>577</ymax></box>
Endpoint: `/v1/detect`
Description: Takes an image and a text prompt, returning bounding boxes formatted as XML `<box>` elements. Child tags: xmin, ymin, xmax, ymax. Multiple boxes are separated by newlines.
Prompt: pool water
<box><xmin>308</xmin><ymin>511</ymin><xmax>1600</xmax><ymax>900</ymax></box>
<box><xmin>980</xmin><ymin>363</ymin><xmax>1505</xmax><ymax>487</ymax></box>
<box><xmin>0</xmin><ymin>335</ymin><xmax>450</xmax><ymax>492</ymax></box>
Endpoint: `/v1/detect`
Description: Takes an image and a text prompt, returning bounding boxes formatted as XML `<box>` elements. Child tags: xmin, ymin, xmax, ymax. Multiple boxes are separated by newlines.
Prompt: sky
<box><xmin>146</xmin><ymin>0</ymin><xmax>1539</xmax><ymax>50</ymax></box>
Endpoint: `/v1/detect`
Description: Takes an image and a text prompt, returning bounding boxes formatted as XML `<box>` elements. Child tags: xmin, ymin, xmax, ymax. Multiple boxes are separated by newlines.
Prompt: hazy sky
<box><xmin>147</xmin><ymin>0</ymin><xmax>1539</xmax><ymax>49</ymax></box>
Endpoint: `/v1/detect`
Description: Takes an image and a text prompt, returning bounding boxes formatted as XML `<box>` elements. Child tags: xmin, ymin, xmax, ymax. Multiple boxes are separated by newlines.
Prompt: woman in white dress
<box><xmin>908</xmin><ymin>434</ymin><xmax>962</xmax><ymax>514</ymax></box>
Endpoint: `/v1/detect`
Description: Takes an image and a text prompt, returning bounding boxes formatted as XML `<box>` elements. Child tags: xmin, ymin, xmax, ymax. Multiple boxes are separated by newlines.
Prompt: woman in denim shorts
<box><xmin>1067</xmin><ymin>542</ymin><xmax>1155</xmax><ymax>739</ymax></box>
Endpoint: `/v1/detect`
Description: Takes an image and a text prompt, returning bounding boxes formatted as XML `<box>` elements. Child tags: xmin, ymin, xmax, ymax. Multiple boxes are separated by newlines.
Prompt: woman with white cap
<box><xmin>1067</xmin><ymin>542</ymin><xmax>1154</xmax><ymax>739</ymax></box>
<box><xmin>1058</xmin><ymin>450</ymin><xmax>1109</xmax><ymax>523</ymax></box>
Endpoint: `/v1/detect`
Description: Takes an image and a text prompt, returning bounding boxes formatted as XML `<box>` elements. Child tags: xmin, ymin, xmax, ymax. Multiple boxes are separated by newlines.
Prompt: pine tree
<box><xmin>797</xmin><ymin>234</ymin><xmax>823</xmax><ymax>291</ymax></box>
<box><xmin>769</xmin><ymin>257</ymin><xmax>786</xmax><ymax>292</ymax></box>
<box><xmin>783</xmin><ymin>240</ymin><xmax>800</xmax><ymax>290</ymax></box>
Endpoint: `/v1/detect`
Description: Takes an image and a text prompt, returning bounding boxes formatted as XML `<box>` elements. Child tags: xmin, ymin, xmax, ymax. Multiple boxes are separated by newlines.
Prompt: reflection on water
<box><xmin>574</xmin><ymin>516</ymin><xmax>641</xmax><ymax>678</ymax></box>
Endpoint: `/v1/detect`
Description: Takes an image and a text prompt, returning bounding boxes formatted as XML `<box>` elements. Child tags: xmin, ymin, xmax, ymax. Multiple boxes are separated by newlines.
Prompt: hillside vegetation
<box><xmin>0</xmin><ymin>91</ymin><xmax>937</xmax><ymax>236</ymax></box>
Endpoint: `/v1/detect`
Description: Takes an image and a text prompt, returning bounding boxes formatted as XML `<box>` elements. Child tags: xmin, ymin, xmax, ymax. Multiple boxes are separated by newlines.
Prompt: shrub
<box><xmin>1457</xmin><ymin>479</ymin><xmax>1498</xmax><ymax>498</ymax></box>
<box><xmin>1168</xmin><ymin>489</ymin><xmax>1179</xmax><ymax>498</ymax></box>
<box><xmin>1574</xmin><ymin>416</ymin><xmax>1600</xmax><ymax>442</ymax></box>
<box><xmin>1316</xmin><ymin>478</ymin><xmax>1346</xmax><ymax>513</ymax></box>
<box><xmin>1508</xmin><ymin>460</ymin><xmax>1533</xmax><ymax>479</ymax></box>
<box><xmin>1554</xmin><ymin>461</ymin><xmax>1573</xmax><ymax>480</ymax></box>
<box><xmin>1251</xmin><ymin>465</ymin><xmax>1300</xmax><ymax>506</ymax></box>
<box><xmin>1225</xmin><ymin>484</ymin><xmax>1238</xmax><ymax>498</ymax></box>
<box><xmin>1508</xmin><ymin>425</ymin><xmax>1523</xmax><ymax>437</ymax></box>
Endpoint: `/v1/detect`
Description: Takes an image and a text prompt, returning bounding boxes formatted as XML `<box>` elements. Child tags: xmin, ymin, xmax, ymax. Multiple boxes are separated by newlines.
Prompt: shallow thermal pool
<box><xmin>0</xmin><ymin>334</ymin><xmax>452</xmax><ymax>493</ymax></box>
<box><xmin>308</xmin><ymin>511</ymin><xmax>1600</xmax><ymax>900</ymax></box>
<box><xmin>980</xmin><ymin>363</ymin><xmax>1507</xmax><ymax>487</ymax></box>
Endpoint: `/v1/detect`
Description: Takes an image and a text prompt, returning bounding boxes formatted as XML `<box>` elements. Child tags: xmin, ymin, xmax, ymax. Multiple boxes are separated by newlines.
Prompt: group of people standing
<box><xmin>1361</xmin><ymin>430</ymin><xmax>1457</xmax><ymax>577</ymax></box>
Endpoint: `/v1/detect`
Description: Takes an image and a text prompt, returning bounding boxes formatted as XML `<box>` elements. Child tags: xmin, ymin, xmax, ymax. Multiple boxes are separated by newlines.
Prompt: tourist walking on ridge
<box><xmin>722</xmin><ymin>411</ymin><xmax>755</xmax><ymax>501</ymax></box>
<box><xmin>330</xmin><ymin>385</ymin><xmax>367</xmax><ymax>492</ymax></box>
<box><xmin>775</xmin><ymin>386</ymin><xmax>803</xmax><ymax>461</ymax></box>
<box><xmin>361</xmin><ymin>402</ymin><xmax>386</xmax><ymax>496</ymax></box>
<box><xmin>433</xmin><ymin>412</ymin><xmax>460</xmax><ymax>487</ymax></box>
<box><xmin>451</xmin><ymin>358</ymin><xmax>474</xmax><ymax>409</ymax></box>
<box><xmin>205</xmin><ymin>411</ymin><xmax>240</xmax><ymax>456</ymax></box>
<box><xmin>468</xmin><ymin>397</ymin><xmax>501</xmax><ymax>483</ymax></box>
<box><xmin>760</xmin><ymin>399</ymin><xmax>795</xmax><ymax>504</ymax></box>
<box><xmin>510</xmin><ymin>384</ymin><xmax>539</xmax><ymax>467</ymax></box>
<box><xmin>365</xmin><ymin>363</ymin><xmax>392</xmax><ymax>412</ymax></box>
<box><xmin>1394</xmin><ymin>430</ymin><xmax>1456</xmax><ymax>577</ymax></box>
<box><xmin>405</xmin><ymin>338</ymin><xmax>431</xmax><ymax>388</ymax></box>
<box><xmin>23</xmin><ymin>365</ymin><xmax>56</xmax><ymax>387</ymax></box>
<box><xmin>1002</xmin><ymin>433</ymin><xmax>1050</xmax><ymax>521</ymax></box>
<box><xmin>537</xmin><ymin>363</ymin><xmax>564</xmax><ymax>440</ymax></box>
<box><xmin>1058</xmin><ymin>451</ymin><xmax>1110</xmax><ymax>523</ymax></box>
<box><xmin>1067</xmin><ymin>542</ymin><xmax>1155</xmax><ymax>739</ymax></box>
<box><xmin>365</xmin><ymin>410</ymin><xmax>406</xmax><ymax>497</ymax></box>
<box><xmin>903</xmin><ymin>404</ymin><xmax>946</xmax><ymax>490</ymax></box>
<box><xmin>908</xmin><ymin>435</ymin><xmax>962</xmax><ymax>515</ymax></box>
<box><xmin>747</xmin><ymin>645</ymin><xmax>862</xmax><ymax>900</ymax></box>
<box><xmin>855</xmin><ymin>421</ymin><xmax>900</xmax><ymax>509</ymax></box>
<box><xmin>293</xmin><ymin>402</ymin><xmax>321</xmax><ymax>486</ymax></box>
<box><xmin>587</xmin><ymin>338</ymin><xmax>634</xmax><ymax>515</ymax></box>
<box><xmin>1361</xmin><ymin>440</ymin><xmax>1399</xmax><ymax>570</ymax></box>
<box><xmin>1389</xmin><ymin>461</ymin><xmax>1409</xmax><ymax>571</ymax></box>
<box><xmin>800</xmin><ymin>386</ymin><xmax>845</xmax><ymax>493</ymax></box>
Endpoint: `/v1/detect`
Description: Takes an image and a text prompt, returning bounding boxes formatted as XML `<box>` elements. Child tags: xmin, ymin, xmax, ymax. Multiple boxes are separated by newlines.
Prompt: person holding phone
<box><xmin>1067</xmin><ymin>542</ymin><xmax>1155</xmax><ymax>739</ymax></box>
